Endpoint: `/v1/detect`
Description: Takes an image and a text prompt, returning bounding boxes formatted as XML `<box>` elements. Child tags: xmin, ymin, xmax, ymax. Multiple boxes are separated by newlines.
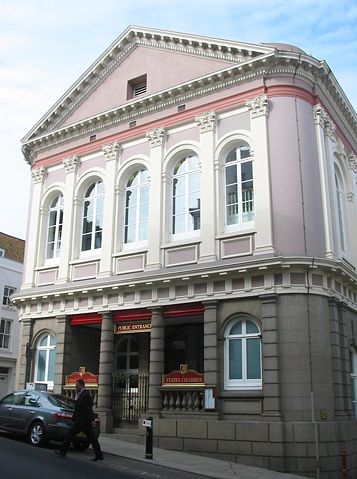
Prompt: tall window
<box><xmin>81</xmin><ymin>180</ymin><xmax>104</xmax><ymax>252</ymax></box>
<box><xmin>351</xmin><ymin>350</ymin><xmax>357</xmax><ymax>418</ymax></box>
<box><xmin>224</xmin><ymin>144</ymin><xmax>254</xmax><ymax>230</ymax></box>
<box><xmin>335</xmin><ymin>168</ymin><xmax>346</xmax><ymax>253</ymax></box>
<box><xmin>2</xmin><ymin>286</ymin><xmax>15</xmax><ymax>306</ymax></box>
<box><xmin>172</xmin><ymin>155</ymin><xmax>201</xmax><ymax>238</ymax></box>
<box><xmin>0</xmin><ymin>319</ymin><xmax>11</xmax><ymax>349</ymax></box>
<box><xmin>224</xmin><ymin>318</ymin><xmax>262</xmax><ymax>390</ymax></box>
<box><xmin>34</xmin><ymin>333</ymin><xmax>56</xmax><ymax>390</ymax></box>
<box><xmin>124</xmin><ymin>169</ymin><xmax>149</xmax><ymax>246</ymax></box>
<box><xmin>46</xmin><ymin>195</ymin><xmax>64</xmax><ymax>259</ymax></box>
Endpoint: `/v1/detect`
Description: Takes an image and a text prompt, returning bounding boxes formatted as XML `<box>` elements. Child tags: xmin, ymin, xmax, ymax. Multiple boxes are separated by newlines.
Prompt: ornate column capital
<box><xmin>31</xmin><ymin>166</ymin><xmax>47</xmax><ymax>184</ymax></box>
<box><xmin>313</xmin><ymin>104</ymin><xmax>336</xmax><ymax>141</ymax></box>
<box><xmin>146</xmin><ymin>127</ymin><xmax>167</xmax><ymax>147</ymax></box>
<box><xmin>63</xmin><ymin>155</ymin><xmax>79</xmax><ymax>174</ymax></box>
<box><xmin>195</xmin><ymin>111</ymin><xmax>216</xmax><ymax>132</ymax></box>
<box><xmin>246</xmin><ymin>94</ymin><xmax>269</xmax><ymax>118</ymax></box>
<box><xmin>102</xmin><ymin>142</ymin><xmax>120</xmax><ymax>162</ymax></box>
<box><xmin>349</xmin><ymin>153</ymin><xmax>357</xmax><ymax>173</ymax></box>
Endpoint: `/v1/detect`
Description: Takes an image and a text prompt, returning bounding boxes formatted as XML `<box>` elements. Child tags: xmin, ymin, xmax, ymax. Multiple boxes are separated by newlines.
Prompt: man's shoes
<box><xmin>54</xmin><ymin>449</ymin><xmax>66</xmax><ymax>457</ymax></box>
<box><xmin>90</xmin><ymin>455</ymin><xmax>104</xmax><ymax>461</ymax></box>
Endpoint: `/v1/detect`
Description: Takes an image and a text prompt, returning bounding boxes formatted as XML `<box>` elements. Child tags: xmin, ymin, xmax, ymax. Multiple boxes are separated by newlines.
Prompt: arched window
<box><xmin>171</xmin><ymin>155</ymin><xmax>201</xmax><ymax>238</ymax></box>
<box><xmin>334</xmin><ymin>168</ymin><xmax>346</xmax><ymax>253</ymax></box>
<box><xmin>116</xmin><ymin>336</ymin><xmax>139</xmax><ymax>372</ymax></box>
<box><xmin>46</xmin><ymin>195</ymin><xmax>64</xmax><ymax>259</ymax></box>
<box><xmin>351</xmin><ymin>350</ymin><xmax>357</xmax><ymax>418</ymax></box>
<box><xmin>81</xmin><ymin>180</ymin><xmax>104</xmax><ymax>252</ymax></box>
<box><xmin>224</xmin><ymin>318</ymin><xmax>261</xmax><ymax>390</ymax></box>
<box><xmin>124</xmin><ymin>169</ymin><xmax>149</xmax><ymax>246</ymax></box>
<box><xmin>224</xmin><ymin>144</ymin><xmax>254</xmax><ymax>230</ymax></box>
<box><xmin>34</xmin><ymin>333</ymin><xmax>56</xmax><ymax>390</ymax></box>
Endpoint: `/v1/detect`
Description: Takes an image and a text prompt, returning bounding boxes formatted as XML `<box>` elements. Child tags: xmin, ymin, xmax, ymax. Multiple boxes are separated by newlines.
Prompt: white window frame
<box><xmin>80</xmin><ymin>180</ymin><xmax>104</xmax><ymax>255</ymax></box>
<box><xmin>2</xmin><ymin>286</ymin><xmax>16</xmax><ymax>307</ymax></box>
<box><xmin>34</xmin><ymin>333</ymin><xmax>56</xmax><ymax>391</ymax></box>
<box><xmin>224</xmin><ymin>318</ymin><xmax>262</xmax><ymax>390</ymax></box>
<box><xmin>123</xmin><ymin>169</ymin><xmax>149</xmax><ymax>250</ymax></box>
<box><xmin>45</xmin><ymin>194</ymin><xmax>64</xmax><ymax>260</ymax></box>
<box><xmin>351</xmin><ymin>350</ymin><xmax>357</xmax><ymax>418</ymax></box>
<box><xmin>115</xmin><ymin>336</ymin><xmax>139</xmax><ymax>392</ymax></box>
<box><xmin>171</xmin><ymin>155</ymin><xmax>201</xmax><ymax>241</ymax></box>
<box><xmin>0</xmin><ymin>319</ymin><xmax>12</xmax><ymax>350</ymax></box>
<box><xmin>223</xmin><ymin>145</ymin><xmax>254</xmax><ymax>233</ymax></box>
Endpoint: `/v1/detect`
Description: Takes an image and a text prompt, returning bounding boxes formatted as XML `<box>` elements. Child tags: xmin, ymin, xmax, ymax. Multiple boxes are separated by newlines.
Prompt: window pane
<box><xmin>188</xmin><ymin>192</ymin><xmax>200</xmax><ymax>210</ymax></box>
<box><xmin>247</xmin><ymin>338</ymin><xmax>261</xmax><ymax>379</ymax></box>
<box><xmin>4</xmin><ymin>321</ymin><xmax>11</xmax><ymax>335</ymax></box>
<box><xmin>50</xmin><ymin>335</ymin><xmax>56</xmax><ymax>346</ymax></box>
<box><xmin>48</xmin><ymin>349</ymin><xmax>56</xmax><ymax>381</ymax></box>
<box><xmin>229</xmin><ymin>339</ymin><xmax>242</xmax><ymax>379</ymax></box>
<box><xmin>127</xmin><ymin>171</ymin><xmax>138</xmax><ymax>187</ymax></box>
<box><xmin>173</xmin><ymin>177</ymin><xmax>185</xmax><ymax>196</ymax></box>
<box><xmin>141</xmin><ymin>169</ymin><xmax>150</xmax><ymax>183</ymax></box>
<box><xmin>82</xmin><ymin>217</ymin><xmax>93</xmax><ymax>234</ymax></box>
<box><xmin>226</xmin><ymin>165</ymin><xmax>237</xmax><ymax>185</ymax></box>
<box><xmin>94</xmin><ymin>232</ymin><xmax>102</xmax><ymax>249</ymax></box>
<box><xmin>226</xmin><ymin>184</ymin><xmax>238</xmax><ymax>205</ymax></box>
<box><xmin>141</xmin><ymin>185</ymin><xmax>149</xmax><ymax>204</ymax></box>
<box><xmin>173</xmin><ymin>195</ymin><xmax>185</xmax><ymax>215</ymax></box>
<box><xmin>226</xmin><ymin>149</ymin><xmax>237</xmax><ymax>163</ymax></box>
<box><xmin>173</xmin><ymin>214</ymin><xmax>185</xmax><ymax>235</ymax></box>
<box><xmin>96</xmin><ymin>196</ymin><xmax>104</xmax><ymax>215</ymax></box>
<box><xmin>241</xmin><ymin>161</ymin><xmax>253</xmax><ymax>181</ymax></box>
<box><xmin>126</xmin><ymin>189</ymin><xmax>137</xmax><ymax>208</ymax></box>
<box><xmin>129</xmin><ymin>339</ymin><xmax>139</xmax><ymax>352</ymax></box>
<box><xmin>95</xmin><ymin>212</ymin><xmax>103</xmax><ymax>230</ymax></box>
<box><xmin>47</xmin><ymin>226</ymin><xmax>56</xmax><ymax>243</ymax></box>
<box><xmin>37</xmin><ymin>351</ymin><xmax>46</xmax><ymax>381</ymax></box>
<box><xmin>83</xmin><ymin>200</ymin><xmax>93</xmax><ymax>219</ymax></box>
<box><xmin>117</xmin><ymin>356</ymin><xmax>126</xmax><ymax>370</ymax></box>
<box><xmin>49</xmin><ymin>211</ymin><xmax>57</xmax><ymax>227</ymax></box>
<box><xmin>96</xmin><ymin>180</ymin><xmax>104</xmax><ymax>195</ymax></box>
<box><xmin>129</xmin><ymin>355</ymin><xmax>138</xmax><ymax>369</ymax></box>
<box><xmin>118</xmin><ymin>339</ymin><xmax>127</xmax><ymax>352</ymax></box>
<box><xmin>85</xmin><ymin>183</ymin><xmax>95</xmax><ymax>198</ymax></box>
<box><xmin>240</xmin><ymin>146</ymin><xmax>251</xmax><ymax>159</ymax></box>
<box><xmin>230</xmin><ymin>322</ymin><xmax>242</xmax><ymax>335</ymax></box>
<box><xmin>174</xmin><ymin>159</ymin><xmax>186</xmax><ymax>175</ymax></box>
<box><xmin>125</xmin><ymin>224</ymin><xmax>136</xmax><ymax>243</ymax></box>
<box><xmin>40</xmin><ymin>336</ymin><xmax>48</xmax><ymax>347</ymax></box>
<box><xmin>189</xmin><ymin>173</ymin><xmax>200</xmax><ymax>193</ymax></box>
<box><xmin>81</xmin><ymin>234</ymin><xmax>92</xmax><ymax>251</ymax></box>
<box><xmin>139</xmin><ymin>222</ymin><xmax>148</xmax><ymax>241</ymax></box>
<box><xmin>139</xmin><ymin>202</ymin><xmax>149</xmax><ymax>223</ymax></box>
<box><xmin>3</xmin><ymin>335</ymin><xmax>9</xmax><ymax>349</ymax></box>
<box><xmin>126</xmin><ymin>206</ymin><xmax>137</xmax><ymax>225</ymax></box>
<box><xmin>188</xmin><ymin>156</ymin><xmax>200</xmax><ymax>170</ymax></box>
<box><xmin>189</xmin><ymin>208</ymin><xmax>200</xmax><ymax>231</ymax></box>
<box><xmin>246</xmin><ymin>321</ymin><xmax>259</xmax><ymax>334</ymax></box>
<box><xmin>46</xmin><ymin>243</ymin><xmax>55</xmax><ymax>259</ymax></box>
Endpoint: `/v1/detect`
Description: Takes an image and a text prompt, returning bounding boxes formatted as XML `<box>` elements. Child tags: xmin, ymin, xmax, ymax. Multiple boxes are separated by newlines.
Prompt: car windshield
<box><xmin>47</xmin><ymin>394</ymin><xmax>75</xmax><ymax>409</ymax></box>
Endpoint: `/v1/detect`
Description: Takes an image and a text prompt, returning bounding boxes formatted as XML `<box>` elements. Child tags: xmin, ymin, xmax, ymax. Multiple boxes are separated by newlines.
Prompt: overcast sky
<box><xmin>0</xmin><ymin>0</ymin><xmax>356</xmax><ymax>240</ymax></box>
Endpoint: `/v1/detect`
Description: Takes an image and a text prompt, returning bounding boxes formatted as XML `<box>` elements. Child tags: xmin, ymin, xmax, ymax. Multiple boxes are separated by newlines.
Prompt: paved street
<box><xmin>0</xmin><ymin>434</ymin><xmax>208</xmax><ymax>479</ymax></box>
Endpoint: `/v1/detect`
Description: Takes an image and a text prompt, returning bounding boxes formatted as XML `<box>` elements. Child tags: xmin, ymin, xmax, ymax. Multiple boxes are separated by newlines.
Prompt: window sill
<box><xmin>216</xmin><ymin>229</ymin><xmax>256</xmax><ymax>240</ymax></box>
<box><xmin>113</xmin><ymin>248</ymin><xmax>148</xmax><ymax>257</ymax></box>
<box><xmin>70</xmin><ymin>256</ymin><xmax>101</xmax><ymax>265</ymax></box>
<box><xmin>161</xmin><ymin>238</ymin><xmax>201</xmax><ymax>249</ymax></box>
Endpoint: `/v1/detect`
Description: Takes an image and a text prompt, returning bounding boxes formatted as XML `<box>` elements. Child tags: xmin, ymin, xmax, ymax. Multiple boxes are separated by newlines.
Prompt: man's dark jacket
<box><xmin>73</xmin><ymin>389</ymin><xmax>95</xmax><ymax>423</ymax></box>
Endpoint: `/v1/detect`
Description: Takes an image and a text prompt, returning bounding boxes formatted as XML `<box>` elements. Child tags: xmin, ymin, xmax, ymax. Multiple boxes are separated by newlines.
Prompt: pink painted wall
<box><xmin>78</xmin><ymin>154</ymin><xmax>105</xmax><ymax>175</ymax></box>
<box><xmin>218</xmin><ymin>112</ymin><xmax>250</xmax><ymax>139</ymax></box>
<box><xmin>268</xmin><ymin>97</ymin><xmax>325</xmax><ymax>257</ymax></box>
<box><xmin>45</xmin><ymin>168</ymin><xmax>65</xmax><ymax>188</ymax></box>
<box><xmin>121</xmin><ymin>142</ymin><xmax>150</xmax><ymax>163</ymax></box>
<box><xmin>61</xmin><ymin>46</ymin><xmax>233</xmax><ymax>127</ymax></box>
<box><xmin>166</xmin><ymin>126</ymin><xmax>199</xmax><ymax>150</ymax></box>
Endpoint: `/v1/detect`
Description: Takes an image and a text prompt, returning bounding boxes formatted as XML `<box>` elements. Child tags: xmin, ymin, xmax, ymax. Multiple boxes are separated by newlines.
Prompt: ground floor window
<box><xmin>34</xmin><ymin>333</ymin><xmax>56</xmax><ymax>390</ymax></box>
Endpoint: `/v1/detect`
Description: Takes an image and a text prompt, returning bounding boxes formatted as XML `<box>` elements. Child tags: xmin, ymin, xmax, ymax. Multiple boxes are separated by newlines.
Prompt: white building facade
<box><xmin>15</xmin><ymin>27</ymin><xmax>357</xmax><ymax>477</ymax></box>
<box><xmin>0</xmin><ymin>233</ymin><xmax>24</xmax><ymax>398</ymax></box>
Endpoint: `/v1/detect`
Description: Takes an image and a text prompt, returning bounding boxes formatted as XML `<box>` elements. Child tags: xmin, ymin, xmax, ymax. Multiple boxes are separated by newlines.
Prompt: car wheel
<box><xmin>72</xmin><ymin>438</ymin><xmax>90</xmax><ymax>450</ymax></box>
<box><xmin>28</xmin><ymin>421</ymin><xmax>47</xmax><ymax>447</ymax></box>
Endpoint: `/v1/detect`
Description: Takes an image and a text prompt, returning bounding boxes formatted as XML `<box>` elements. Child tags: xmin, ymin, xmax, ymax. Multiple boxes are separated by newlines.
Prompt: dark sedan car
<box><xmin>0</xmin><ymin>390</ymin><xmax>100</xmax><ymax>448</ymax></box>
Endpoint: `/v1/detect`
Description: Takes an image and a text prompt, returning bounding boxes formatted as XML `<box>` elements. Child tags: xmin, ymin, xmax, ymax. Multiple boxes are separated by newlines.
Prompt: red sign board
<box><xmin>65</xmin><ymin>367</ymin><xmax>98</xmax><ymax>386</ymax></box>
<box><xmin>162</xmin><ymin>365</ymin><xmax>204</xmax><ymax>386</ymax></box>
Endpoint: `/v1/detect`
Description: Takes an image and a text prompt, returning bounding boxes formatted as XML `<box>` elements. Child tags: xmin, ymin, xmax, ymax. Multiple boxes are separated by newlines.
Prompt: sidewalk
<box><xmin>100</xmin><ymin>434</ymin><xmax>308</xmax><ymax>479</ymax></box>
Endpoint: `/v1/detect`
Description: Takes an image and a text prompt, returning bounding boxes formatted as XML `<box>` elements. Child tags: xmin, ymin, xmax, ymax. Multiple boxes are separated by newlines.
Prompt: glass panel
<box><xmin>246</xmin><ymin>321</ymin><xmax>259</xmax><ymax>334</ymax></box>
<box><xmin>188</xmin><ymin>155</ymin><xmax>200</xmax><ymax>170</ymax></box>
<box><xmin>139</xmin><ymin>202</ymin><xmax>149</xmax><ymax>222</ymax></box>
<box><xmin>40</xmin><ymin>335</ymin><xmax>48</xmax><ymax>347</ymax></box>
<box><xmin>0</xmin><ymin>320</ymin><xmax>4</xmax><ymax>333</ymax></box>
<box><xmin>117</xmin><ymin>356</ymin><xmax>126</xmax><ymax>370</ymax></box>
<box><xmin>188</xmin><ymin>192</ymin><xmax>200</xmax><ymax>210</ymax></box>
<box><xmin>37</xmin><ymin>350</ymin><xmax>46</xmax><ymax>381</ymax></box>
<box><xmin>83</xmin><ymin>200</ymin><xmax>93</xmax><ymax>219</ymax></box>
<box><xmin>118</xmin><ymin>339</ymin><xmax>128</xmax><ymax>353</ymax></box>
<box><xmin>189</xmin><ymin>208</ymin><xmax>200</xmax><ymax>231</ymax></box>
<box><xmin>47</xmin><ymin>225</ymin><xmax>56</xmax><ymax>243</ymax></box>
<box><xmin>81</xmin><ymin>234</ymin><xmax>92</xmax><ymax>251</ymax></box>
<box><xmin>96</xmin><ymin>196</ymin><xmax>104</xmax><ymax>215</ymax></box>
<box><xmin>95</xmin><ymin>212</ymin><xmax>103</xmax><ymax>230</ymax></box>
<box><xmin>3</xmin><ymin>335</ymin><xmax>9</xmax><ymax>349</ymax></box>
<box><xmin>172</xmin><ymin>214</ymin><xmax>185</xmax><ymax>235</ymax></box>
<box><xmin>226</xmin><ymin>184</ymin><xmax>238</xmax><ymax>205</ymax></box>
<box><xmin>82</xmin><ymin>217</ymin><xmax>93</xmax><ymax>234</ymax></box>
<box><xmin>46</xmin><ymin>243</ymin><xmax>55</xmax><ymax>259</ymax></box>
<box><xmin>241</xmin><ymin>161</ymin><xmax>253</xmax><ymax>181</ymax></box>
<box><xmin>94</xmin><ymin>232</ymin><xmax>102</xmax><ymax>249</ymax></box>
<box><xmin>129</xmin><ymin>355</ymin><xmax>139</xmax><ymax>369</ymax></box>
<box><xmin>4</xmin><ymin>321</ymin><xmax>11</xmax><ymax>335</ymax></box>
<box><xmin>172</xmin><ymin>177</ymin><xmax>185</xmax><ymax>197</ymax></box>
<box><xmin>226</xmin><ymin>149</ymin><xmax>237</xmax><ymax>163</ymax></box>
<box><xmin>139</xmin><ymin>222</ymin><xmax>148</xmax><ymax>241</ymax></box>
<box><xmin>225</xmin><ymin>165</ymin><xmax>237</xmax><ymax>185</ymax></box>
<box><xmin>50</xmin><ymin>335</ymin><xmax>56</xmax><ymax>346</ymax></box>
<box><xmin>247</xmin><ymin>338</ymin><xmax>261</xmax><ymax>379</ymax></box>
<box><xmin>125</xmin><ymin>224</ymin><xmax>136</xmax><ymax>243</ymax></box>
<box><xmin>240</xmin><ymin>146</ymin><xmax>251</xmax><ymax>159</ymax></box>
<box><xmin>188</xmin><ymin>173</ymin><xmax>200</xmax><ymax>193</ymax></box>
<box><xmin>141</xmin><ymin>185</ymin><xmax>149</xmax><ymax>204</ymax></box>
<box><xmin>141</xmin><ymin>169</ymin><xmax>150</xmax><ymax>183</ymax></box>
<box><xmin>229</xmin><ymin>339</ymin><xmax>242</xmax><ymax>379</ymax></box>
<box><xmin>126</xmin><ymin>189</ymin><xmax>137</xmax><ymax>208</ymax></box>
<box><xmin>49</xmin><ymin>211</ymin><xmax>57</xmax><ymax>227</ymax></box>
<box><xmin>96</xmin><ymin>180</ymin><xmax>104</xmax><ymax>195</ymax></box>
<box><xmin>129</xmin><ymin>339</ymin><xmax>139</xmax><ymax>352</ymax></box>
<box><xmin>85</xmin><ymin>183</ymin><xmax>95</xmax><ymax>198</ymax></box>
<box><xmin>126</xmin><ymin>206</ymin><xmax>137</xmax><ymax>226</ymax></box>
<box><xmin>173</xmin><ymin>195</ymin><xmax>185</xmax><ymax>215</ymax></box>
<box><xmin>174</xmin><ymin>159</ymin><xmax>186</xmax><ymax>175</ymax></box>
<box><xmin>48</xmin><ymin>349</ymin><xmax>56</xmax><ymax>381</ymax></box>
<box><xmin>127</xmin><ymin>171</ymin><xmax>138</xmax><ymax>187</ymax></box>
<box><xmin>230</xmin><ymin>321</ymin><xmax>242</xmax><ymax>335</ymax></box>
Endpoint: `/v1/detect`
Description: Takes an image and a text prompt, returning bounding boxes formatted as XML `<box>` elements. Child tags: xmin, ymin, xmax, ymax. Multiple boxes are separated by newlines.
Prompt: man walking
<box><xmin>55</xmin><ymin>378</ymin><xmax>103</xmax><ymax>461</ymax></box>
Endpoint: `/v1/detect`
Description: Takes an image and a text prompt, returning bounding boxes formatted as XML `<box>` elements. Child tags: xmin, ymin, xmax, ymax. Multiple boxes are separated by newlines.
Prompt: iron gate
<box><xmin>112</xmin><ymin>372</ymin><xmax>149</xmax><ymax>425</ymax></box>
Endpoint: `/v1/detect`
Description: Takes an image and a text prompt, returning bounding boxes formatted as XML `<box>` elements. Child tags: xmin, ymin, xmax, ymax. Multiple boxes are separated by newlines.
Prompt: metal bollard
<box><xmin>143</xmin><ymin>416</ymin><xmax>153</xmax><ymax>459</ymax></box>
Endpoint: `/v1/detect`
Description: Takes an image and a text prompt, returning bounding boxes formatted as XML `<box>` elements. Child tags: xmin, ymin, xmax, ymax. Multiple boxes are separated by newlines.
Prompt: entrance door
<box><xmin>112</xmin><ymin>336</ymin><xmax>148</xmax><ymax>425</ymax></box>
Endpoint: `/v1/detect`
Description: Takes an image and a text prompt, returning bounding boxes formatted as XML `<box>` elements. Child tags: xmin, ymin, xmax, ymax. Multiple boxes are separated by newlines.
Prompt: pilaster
<box><xmin>148</xmin><ymin>307</ymin><xmax>164</xmax><ymax>412</ymax></box>
<box><xmin>57</xmin><ymin>156</ymin><xmax>79</xmax><ymax>283</ymax></box>
<box><xmin>203</xmin><ymin>300</ymin><xmax>219</xmax><ymax>386</ymax></box>
<box><xmin>53</xmin><ymin>315</ymin><xmax>72</xmax><ymax>394</ymax></box>
<box><xmin>246</xmin><ymin>95</ymin><xmax>275</xmax><ymax>256</ymax></box>
<box><xmin>17</xmin><ymin>319</ymin><xmax>34</xmax><ymax>388</ymax></box>
<box><xmin>98</xmin><ymin>142</ymin><xmax>120</xmax><ymax>277</ymax></box>
<box><xmin>23</xmin><ymin>167</ymin><xmax>47</xmax><ymax>288</ymax></box>
<box><xmin>196</xmin><ymin>112</ymin><xmax>217</xmax><ymax>263</ymax></box>
<box><xmin>146</xmin><ymin>128</ymin><xmax>166</xmax><ymax>270</ymax></box>
<box><xmin>97</xmin><ymin>311</ymin><xmax>114</xmax><ymax>432</ymax></box>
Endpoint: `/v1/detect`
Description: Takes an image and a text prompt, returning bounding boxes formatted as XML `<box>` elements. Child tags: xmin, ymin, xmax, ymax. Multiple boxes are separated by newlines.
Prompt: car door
<box><xmin>20</xmin><ymin>392</ymin><xmax>42</xmax><ymax>430</ymax></box>
<box><xmin>0</xmin><ymin>392</ymin><xmax>26</xmax><ymax>431</ymax></box>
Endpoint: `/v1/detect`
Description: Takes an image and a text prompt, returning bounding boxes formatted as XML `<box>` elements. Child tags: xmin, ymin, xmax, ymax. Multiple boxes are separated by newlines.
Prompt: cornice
<box><xmin>22</xmin><ymin>52</ymin><xmax>357</xmax><ymax>164</ymax></box>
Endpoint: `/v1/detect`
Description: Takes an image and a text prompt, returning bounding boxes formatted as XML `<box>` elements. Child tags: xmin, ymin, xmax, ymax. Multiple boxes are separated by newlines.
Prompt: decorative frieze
<box><xmin>63</xmin><ymin>155</ymin><xmax>79</xmax><ymax>174</ymax></box>
<box><xmin>146</xmin><ymin>127</ymin><xmax>166</xmax><ymax>147</ymax></box>
<box><xmin>349</xmin><ymin>153</ymin><xmax>357</xmax><ymax>173</ymax></box>
<box><xmin>31</xmin><ymin>166</ymin><xmax>46</xmax><ymax>184</ymax></box>
<box><xmin>313</xmin><ymin>104</ymin><xmax>336</xmax><ymax>140</ymax></box>
<box><xmin>246</xmin><ymin>94</ymin><xmax>269</xmax><ymax>118</ymax></box>
<box><xmin>195</xmin><ymin>111</ymin><xmax>216</xmax><ymax>132</ymax></box>
<box><xmin>102</xmin><ymin>141</ymin><xmax>120</xmax><ymax>162</ymax></box>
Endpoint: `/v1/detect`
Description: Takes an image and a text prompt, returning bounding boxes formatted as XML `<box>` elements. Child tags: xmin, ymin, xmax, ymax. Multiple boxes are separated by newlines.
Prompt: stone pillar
<box><xmin>246</xmin><ymin>95</ymin><xmax>275</xmax><ymax>256</ymax></box>
<box><xmin>196</xmin><ymin>112</ymin><xmax>217</xmax><ymax>263</ymax></box>
<box><xmin>98</xmin><ymin>142</ymin><xmax>119</xmax><ymax>277</ymax></box>
<box><xmin>146</xmin><ymin>128</ymin><xmax>165</xmax><ymax>271</ymax></box>
<box><xmin>148</xmin><ymin>307</ymin><xmax>164</xmax><ymax>412</ymax></box>
<box><xmin>23</xmin><ymin>167</ymin><xmax>47</xmax><ymax>289</ymax></box>
<box><xmin>203</xmin><ymin>300</ymin><xmax>219</xmax><ymax>387</ymax></box>
<box><xmin>337</xmin><ymin>301</ymin><xmax>352</xmax><ymax>417</ymax></box>
<box><xmin>57</xmin><ymin>156</ymin><xmax>79</xmax><ymax>283</ymax></box>
<box><xmin>97</xmin><ymin>311</ymin><xmax>114</xmax><ymax>432</ymax></box>
<box><xmin>260</xmin><ymin>293</ymin><xmax>281</xmax><ymax>416</ymax></box>
<box><xmin>328</xmin><ymin>298</ymin><xmax>345</xmax><ymax>417</ymax></box>
<box><xmin>53</xmin><ymin>315</ymin><xmax>72</xmax><ymax>394</ymax></box>
<box><xmin>17</xmin><ymin>319</ymin><xmax>34</xmax><ymax>388</ymax></box>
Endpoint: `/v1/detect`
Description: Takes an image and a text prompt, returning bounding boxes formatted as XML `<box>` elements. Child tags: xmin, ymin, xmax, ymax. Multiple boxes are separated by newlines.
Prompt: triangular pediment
<box><xmin>22</xmin><ymin>26</ymin><xmax>275</xmax><ymax>142</ymax></box>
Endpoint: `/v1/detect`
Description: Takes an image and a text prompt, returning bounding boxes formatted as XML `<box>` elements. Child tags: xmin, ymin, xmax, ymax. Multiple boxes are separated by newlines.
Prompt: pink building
<box><xmin>15</xmin><ymin>26</ymin><xmax>357</xmax><ymax>477</ymax></box>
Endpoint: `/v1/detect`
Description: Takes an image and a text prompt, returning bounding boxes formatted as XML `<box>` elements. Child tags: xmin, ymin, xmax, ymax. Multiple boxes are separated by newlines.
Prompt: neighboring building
<box><xmin>0</xmin><ymin>232</ymin><xmax>25</xmax><ymax>397</ymax></box>
<box><xmin>14</xmin><ymin>26</ymin><xmax>357</xmax><ymax>477</ymax></box>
